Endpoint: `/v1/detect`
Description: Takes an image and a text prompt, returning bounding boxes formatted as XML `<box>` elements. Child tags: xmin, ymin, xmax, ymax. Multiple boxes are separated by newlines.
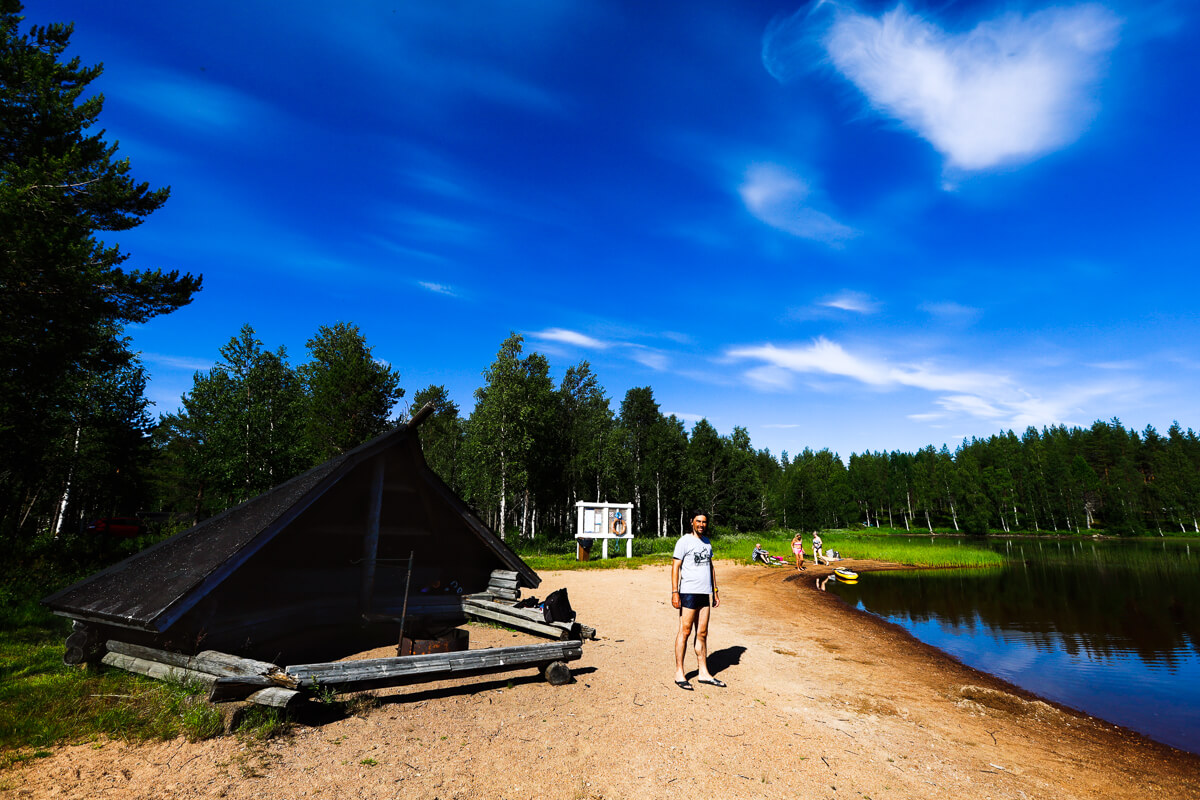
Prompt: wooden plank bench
<box><xmin>286</xmin><ymin>640</ymin><xmax>582</xmax><ymax>691</ymax></box>
<box><xmin>100</xmin><ymin>640</ymin><xmax>304</xmax><ymax>707</ymax></box>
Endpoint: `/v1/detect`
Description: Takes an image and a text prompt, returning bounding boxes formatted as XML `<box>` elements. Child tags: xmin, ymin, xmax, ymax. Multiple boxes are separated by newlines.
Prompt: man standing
<box><xmin>670</xmin><ymin>511</ymin><xmax>725</xmax><ymax>689</ymax></box>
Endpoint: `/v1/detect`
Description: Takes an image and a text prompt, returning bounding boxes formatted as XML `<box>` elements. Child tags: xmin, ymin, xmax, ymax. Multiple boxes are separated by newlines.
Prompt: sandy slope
<box><xmin>4</xmin><ymin>561</ymin><xmax>1199</xmax><ymax>799</ymax></box>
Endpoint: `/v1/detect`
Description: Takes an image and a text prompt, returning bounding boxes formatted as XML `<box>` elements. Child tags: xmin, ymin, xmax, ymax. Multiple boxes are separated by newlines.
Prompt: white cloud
<box><xmin>727</xmin><ymin>337</ymin><xmax>1005</xmax><ymax>394</ymax></box>
<box><xmin>771</xmin><ymin>3</ymin><xmax>1121</xmax><ymax>171</ymax></box>
<box><xmin>527</xmin><ymin>328</ymin><xmax>612</xmax><ymax>350</ymax></box>
<box><xmin>936</xmin><ymin>394</ymin><xmax>1007</xmax><ymax>419</ymax></box>
<box><xmin>739</xmin><ymin>164</ymin><xmax>857</xmax><ymax>243</ymax></box>
<box><xmin>629</xmin><ymin>348</ymin><xmax>670</xmax><ymax>371</ymax></box>
<box><xmin>665</xmin><ymin>411</ymin><xmax>705</xmax><ymax>423</ymax></box>
<box><xmin>727</xmin><ymin>336</ymin><xmax>1143</xmax><ymax>432</ymax></box>
<box><xmin>821</xmin><ymin>290</ymin><xmax>878</xmax><ymax>314</ymax></box>
<box><xmin>744</xmin><ymin>364</ymin><xmax>796</xmax><ymax>391</ymax></box>
<box><xmin>418</xmin><ymin>281</ymin><xmax>458</xmax><ymax>297</ymax></box>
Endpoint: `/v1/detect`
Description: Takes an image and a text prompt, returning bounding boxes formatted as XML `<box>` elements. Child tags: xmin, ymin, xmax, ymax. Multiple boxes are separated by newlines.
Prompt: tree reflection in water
<box><xmin>829</xmin><ymin>538</ymin><xmax>1200</xmax><ymax>755</ymax></box>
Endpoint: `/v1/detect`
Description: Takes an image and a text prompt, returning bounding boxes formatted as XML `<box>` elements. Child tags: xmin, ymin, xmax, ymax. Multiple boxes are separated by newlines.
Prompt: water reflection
<box><xmin>829</xmin><ymin>539</ymin><xmax>1200</xmax><ymax>755</ymax></box>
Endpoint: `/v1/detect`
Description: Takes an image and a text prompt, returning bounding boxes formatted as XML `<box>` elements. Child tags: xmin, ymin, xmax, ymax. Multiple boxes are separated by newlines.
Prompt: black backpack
<box><xmin>542</xmin><ymin>587</ymin><xmax>576</xmax><ymax>624</ymax></box>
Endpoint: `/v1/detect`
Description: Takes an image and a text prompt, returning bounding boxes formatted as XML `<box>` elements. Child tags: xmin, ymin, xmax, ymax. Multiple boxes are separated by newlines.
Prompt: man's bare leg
<box><xmin>693</xmin><ymin>605</ymin><xmax>715</xmax><ymax>682</ymax></box>
<box><xmin>675</xmin><ymin>607</ymin><xmax>697</xmax><ymax>682</ymax></box>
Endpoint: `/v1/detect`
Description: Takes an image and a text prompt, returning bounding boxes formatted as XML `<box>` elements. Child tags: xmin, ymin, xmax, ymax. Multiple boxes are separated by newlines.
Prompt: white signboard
<box><xmin>574</xmin><ymin>501</ymin><xmax>634</xmax><ymax>559</ymax></box>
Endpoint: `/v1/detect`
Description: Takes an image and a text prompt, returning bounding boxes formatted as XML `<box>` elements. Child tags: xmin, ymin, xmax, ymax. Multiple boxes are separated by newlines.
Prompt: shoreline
<box><xmin>4</xmin><ymin>560</ymin><xmax>1199</xmax><ymax>799</ymax></box>
<box><xmin>793</xmin><ymin>559</ymin><xmax>1199</xmax><ymax>759</ymax></box>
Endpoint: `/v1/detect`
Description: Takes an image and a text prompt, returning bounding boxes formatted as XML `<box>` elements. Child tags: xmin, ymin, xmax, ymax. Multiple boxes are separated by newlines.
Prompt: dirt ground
<box><xmin>5</xmin><ymin>561</ymin><xmax>1199</xmax><ymax>800</ymax></box>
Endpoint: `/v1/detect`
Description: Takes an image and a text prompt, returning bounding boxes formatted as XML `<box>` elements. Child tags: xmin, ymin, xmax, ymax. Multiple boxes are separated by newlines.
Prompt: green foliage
<box><xmin>152</xmin><ymin>325</ymin><xmax>308</xmax><ymax>518</ymax></box>
<box><xmin>0</xmin><ymin>2</ymin><xmax>201</xmax><ymax>542</ymax></box>
<box><xmin>463</xmin><ymin>333</ymin><xmax>556</xmax><ymax>539</ymax></box>
<box><xmin>0</xmin><ymin>611</ymin><xmax>223</xmax><ymax>752</ymax></box>
<box><xmin>300</xmin><ymin>322</ymin><xmax>403</xmax><ymax>460</ymax></box>
<box><xmin>842</xmin><ymin>421</ymin><xmax>1200</xmax><ymax>537</ymax></box>
<box><xmin>412</xmin><ymin>384</ymin><xmax>466</xmax><ymax>493</ymax></box>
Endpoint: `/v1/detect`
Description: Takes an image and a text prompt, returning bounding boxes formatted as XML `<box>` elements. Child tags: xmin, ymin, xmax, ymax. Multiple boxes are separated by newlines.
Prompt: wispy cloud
<box><xmin>140</xmin><ymin>353</ymin><xmax>214</xmax><ymax>372</ymax></box>
<box><xmin>744</xmin><ymin>364</ymin><xmax>795</xmax><ymax>391</ymax></box>
<box><xmin>392</xmin><ymin>210</ymin><xmax>483</xmax><ymax>244</ymax></box>
<box><xmin>727</xmin><ymin>337</ymin><xmax>1005</xmax><ymax>394</ymax></box>
<box><xmin>1087</xmin><ymin>360</ymin><xmax>1140</xmax><ymax>370</ymax></box>
<box><xmin>739</xmin><ymin>163</ymin><xmax>857</xmax><ymax>244</ymax></box>
<box><xmin>921</xmin><ymin>301</ymin><xmax>981</xmax><ymax>323</ymax></box>
<box><xmin>766</xmin><ymin>3</ymin><xmax>1121</xmax><ymax>171</ymax></box>
<box><xmin>418</xmin><ymin>281</ymin><xmax>458</xmax><ymax>297</ymax></box>
<box><xmin>628</xmin><ymin>347</ymin><xmax>670</xmax><ymax>371</ymax></box>
<box><xmin>527</xmin><ymin>328</ymin><xmax>613</xmax><ymax>350</ymax></box>
<box><xmin>524</xmin><ymin>328</ymin><xmax>680</xmax><ymax>371</ymax></box>
<box><xmin>121</xmin><ymin>70</ymin><xmax>275</xmax><ymax>135</ymax></box>
<box><xmin>726</xmin><ymin>336</ymin><xmax>1139</xmax><ymax>431</ymax></box>
<box><xmin>821</xmin><ymin>290</ymin><xmax>878</xmax><ymax>314</ymax></box>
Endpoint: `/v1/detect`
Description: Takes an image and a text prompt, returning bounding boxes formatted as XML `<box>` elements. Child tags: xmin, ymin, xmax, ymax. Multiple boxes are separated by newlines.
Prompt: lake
<box><xmin>827</xmin><ymin>538</ymin><xmax>1200</xmax><ymax>756</ymax></box>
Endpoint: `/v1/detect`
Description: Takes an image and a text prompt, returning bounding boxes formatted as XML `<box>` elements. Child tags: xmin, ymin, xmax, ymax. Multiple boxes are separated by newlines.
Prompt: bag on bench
<box><xmin>542</xmin><ymin>588</ymin><xmax>576</xmax><ymax>624</ymax></box>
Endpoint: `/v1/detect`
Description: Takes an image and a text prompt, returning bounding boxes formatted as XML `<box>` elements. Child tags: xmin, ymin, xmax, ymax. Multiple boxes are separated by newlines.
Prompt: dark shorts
<box><xmin>679</xmin><ymin>592</ymin><xmax>711</xmax><ymax>611</ymax></box>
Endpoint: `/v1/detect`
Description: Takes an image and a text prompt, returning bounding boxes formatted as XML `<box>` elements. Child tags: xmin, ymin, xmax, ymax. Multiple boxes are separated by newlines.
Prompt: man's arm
<box><xmin>671</xmin><ymin>557</ymin><xmax>682</xmax><ymax>609</ymax></box>
<box><xmin>710</xmin><ymin>556</ymin><xmax>720</xmax><ymax>608</ymax></box>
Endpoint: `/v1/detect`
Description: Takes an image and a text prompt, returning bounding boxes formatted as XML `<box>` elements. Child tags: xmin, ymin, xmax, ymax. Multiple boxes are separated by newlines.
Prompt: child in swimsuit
<box><xmin>791</xmin><ymin>532</ymin><xmax>806</xmax><ymax>570</ymax></box>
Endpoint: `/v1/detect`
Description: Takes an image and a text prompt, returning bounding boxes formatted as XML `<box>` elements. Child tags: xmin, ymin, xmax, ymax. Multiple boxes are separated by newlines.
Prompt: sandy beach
<box><xmin>4</xmin><ymin>561</ymin><xmax>1199</xmax><ymax>799</ymax></box>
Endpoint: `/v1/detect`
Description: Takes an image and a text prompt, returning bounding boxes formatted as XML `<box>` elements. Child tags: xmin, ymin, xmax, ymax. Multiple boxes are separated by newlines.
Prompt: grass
<box><xmin>0</xmin><ymin>557</ymin><xmax>294</xmax><ymax>765</ymax></box>
<box><xmin>514</xmin><ymin>528</ymin><xmax>1007</xmax><ymax>571</ymax></box>
<box><xmin>807</xmin><ymin>532</ymin><xmax>1007</xmax><ymax>568</ymax></box>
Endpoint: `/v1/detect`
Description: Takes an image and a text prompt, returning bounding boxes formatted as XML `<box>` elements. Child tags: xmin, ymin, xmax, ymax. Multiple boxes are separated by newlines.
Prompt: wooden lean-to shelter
<box><xmin>44</xmin><ymin>403</ymin><xmax>542</xmax><ymax>666</ymax></box>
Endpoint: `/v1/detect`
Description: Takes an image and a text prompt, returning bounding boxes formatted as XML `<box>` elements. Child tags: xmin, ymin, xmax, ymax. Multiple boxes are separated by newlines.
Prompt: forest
<box><xmin>12</xmin><ymin>321</ymin><xmax>1200</xmax><ymax>547</ymax></box>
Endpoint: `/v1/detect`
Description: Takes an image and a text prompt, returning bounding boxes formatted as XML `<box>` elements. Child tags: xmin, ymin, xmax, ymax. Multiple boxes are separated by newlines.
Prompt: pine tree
<box><xmin>299</xmin><ymin>322</ymin><xmax>403</xmax><ymax>459</ymax></box>
<box><xmin>0</xmin><ymin>3</ymin><xmax>201</xmax><ymax>539</ymax></box>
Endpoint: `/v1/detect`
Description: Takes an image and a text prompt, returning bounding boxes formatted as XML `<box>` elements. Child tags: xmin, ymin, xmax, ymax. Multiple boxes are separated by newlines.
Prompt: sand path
<box><xmin>4</xmin><ymin>561</ymin><xmax>1199</xmax><ymax>799</ymax></box>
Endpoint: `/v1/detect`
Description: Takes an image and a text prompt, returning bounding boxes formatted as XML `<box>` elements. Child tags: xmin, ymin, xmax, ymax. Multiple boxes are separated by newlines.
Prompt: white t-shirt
<box><xmin>673</xmin><ymin>534</ymin><xmax>713</xmax><ymax>594</ymax></box>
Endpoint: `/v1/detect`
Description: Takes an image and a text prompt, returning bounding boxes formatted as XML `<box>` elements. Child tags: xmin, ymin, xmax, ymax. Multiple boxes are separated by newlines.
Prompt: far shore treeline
<box><xmin>10</xmin><ymin>324</ymin><xmax>1200</xmax><ymax>550</ymax></box>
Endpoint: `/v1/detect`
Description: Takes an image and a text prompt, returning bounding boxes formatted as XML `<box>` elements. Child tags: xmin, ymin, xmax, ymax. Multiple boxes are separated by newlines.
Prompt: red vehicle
<box><xmin>85</xmin><ymin>517</ymin><xmax>146</xmax><ymax>538</ymax></box>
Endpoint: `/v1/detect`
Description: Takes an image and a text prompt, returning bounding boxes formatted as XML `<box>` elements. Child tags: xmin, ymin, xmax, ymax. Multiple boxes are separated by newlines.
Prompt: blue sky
<box><xmin>36</xmin><ymin>0</ymin><xmax>1200</xmax><ymax>458</ymax></box>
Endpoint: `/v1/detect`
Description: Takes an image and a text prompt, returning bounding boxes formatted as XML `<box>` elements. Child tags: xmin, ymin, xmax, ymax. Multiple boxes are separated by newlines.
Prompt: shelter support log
<box><xmin>62</xmin><ymin>621</ymin><xmax>105</xmax><ymax>665</ymax></box>
<box><xmin>461</xmin><ymin>597</ymin><xmax>579</xmax><ymax>640</ymax></box>
<box><xmin>286</xmin><ymin>640</ymin><xmax>583</xmax><ymax>693</ymax></box>
<box><xmin>101</xmin><ymin>640</ymin><xmax>297</xmax><ymax>705</ymax></box>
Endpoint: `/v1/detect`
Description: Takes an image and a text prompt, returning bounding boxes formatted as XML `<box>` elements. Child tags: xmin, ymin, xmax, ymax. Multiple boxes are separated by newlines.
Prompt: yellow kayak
<box><xmin>833</xmin><ymin>567</ymin><xmax>859</xmax><ymax>582</ymax></box>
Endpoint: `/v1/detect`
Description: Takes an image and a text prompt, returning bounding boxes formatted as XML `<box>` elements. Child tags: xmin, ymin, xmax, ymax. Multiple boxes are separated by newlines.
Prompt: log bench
<box><xmin>285</xmin><ymin>640</ymin><xmax>583</xmax><ymax>691</ymax></box>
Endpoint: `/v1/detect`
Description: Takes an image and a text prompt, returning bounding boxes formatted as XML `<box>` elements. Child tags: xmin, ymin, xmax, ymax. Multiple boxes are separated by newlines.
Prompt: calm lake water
<box><xmin>827</xmin><ymin>538</ymin><xmax>1200</xmax><ymax>756</ymax></box>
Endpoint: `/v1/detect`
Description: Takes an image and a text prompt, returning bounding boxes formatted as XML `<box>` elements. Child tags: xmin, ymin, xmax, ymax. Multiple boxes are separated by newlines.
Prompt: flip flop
<box><xmin>698</xmin><ymin>677</ymin><xmax>727</xmax><ymax>688</ymax></box>
<box><xmin>675</xmin><ymin>680</ymin><xmax>693</xmax><ymax>691</ymax></box>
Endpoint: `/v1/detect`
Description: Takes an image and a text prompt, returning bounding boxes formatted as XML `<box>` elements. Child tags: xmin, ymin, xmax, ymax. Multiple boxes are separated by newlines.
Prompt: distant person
<box><xmin>671</xmin><ymin>511</ymin><xmax>724</xmax><ymax>689</ymax></box>
<box><xmin>791</xmin><ymin>532</ymin><xmax>806</xmax><ymax>571</ymax></box>
<box><xmin>811</xmin><ymin>532</ymin><xmax>825</xmax><ymax>565</ymax></box>
<box><xmin>752</xmin><ymin>542</ymin><xmax>768</xmax><ymax>564</ymax></box>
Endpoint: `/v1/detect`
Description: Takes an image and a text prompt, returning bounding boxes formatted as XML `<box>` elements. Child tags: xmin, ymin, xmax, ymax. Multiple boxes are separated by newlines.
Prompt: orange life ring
<box><xmin>611</xmin><ymin>517</ymin><xmax>627</xmax><ymax>535</ymax></box>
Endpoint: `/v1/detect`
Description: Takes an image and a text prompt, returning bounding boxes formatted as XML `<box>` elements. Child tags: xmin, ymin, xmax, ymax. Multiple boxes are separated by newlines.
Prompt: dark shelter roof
<box><xmin>44</xmin><ymin>404</ymin><xmax>538</xmax><ymax>632</ymax></box>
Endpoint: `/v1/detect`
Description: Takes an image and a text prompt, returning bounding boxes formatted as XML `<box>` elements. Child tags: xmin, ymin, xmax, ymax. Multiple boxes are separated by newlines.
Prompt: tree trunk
<box><xmin>53</xmin><ymin>425</ymin><xmax>82</xmax><ymax>537</ymax></box>
<box><xmin>499</xmin><ymin>455</ymin><xmax>507</xmax><ymax>541</ymax></box>
<box><xmin>655</xmin><ymin>472</ymin><xmax>663</xmax><ymax>537</ymax></box>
